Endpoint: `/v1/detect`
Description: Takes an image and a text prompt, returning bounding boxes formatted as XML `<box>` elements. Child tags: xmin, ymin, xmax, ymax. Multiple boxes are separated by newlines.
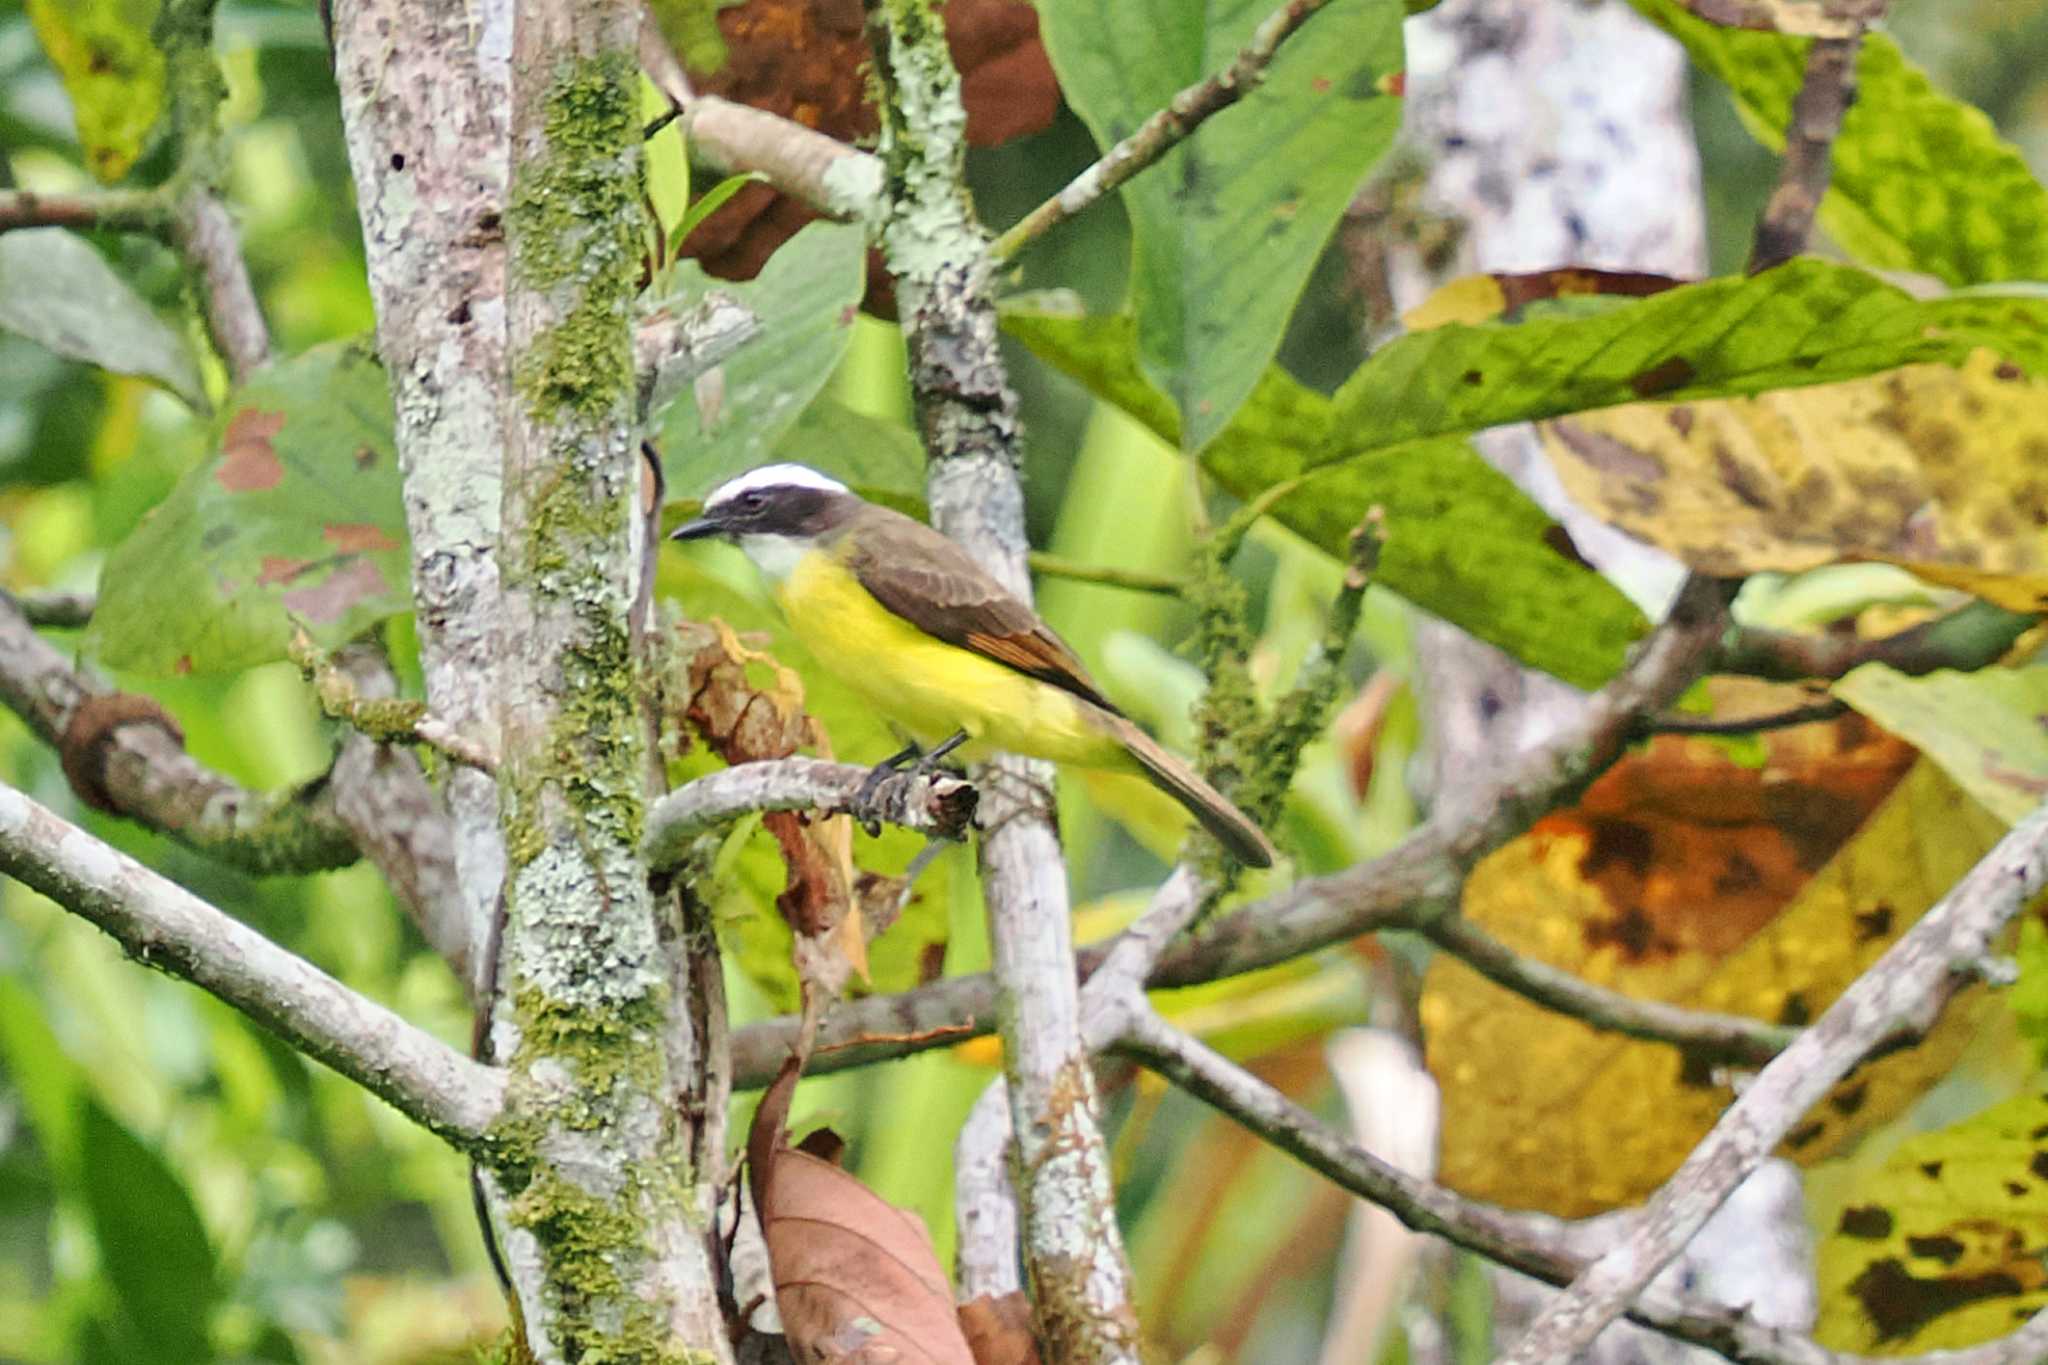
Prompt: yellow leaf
<box><xmin>1424</xmin><ymin>757</ymin><xmax>2004</xmax><ymax>1216</ymax></box>
<box><xmin>1540</xmin><ymin>351</ymin><xmax>2048</xmax><ymax>601</ymax></box>
<box><xmin>1816</xmin><ymin>1089</ymin><xmax>2048</xmax><ymax>1353</ymax></box>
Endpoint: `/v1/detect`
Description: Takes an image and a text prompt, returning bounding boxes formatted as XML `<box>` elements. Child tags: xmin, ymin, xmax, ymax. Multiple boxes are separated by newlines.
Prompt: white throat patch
<box><xmin>703</xmin><ymin>463</ymin><xmax>849</xmax><ymax>512</ymax></box>
<box><xmin>737</xmin><ymin>532</ymin><xmax>809</xmax><ymax>583</ymax></box>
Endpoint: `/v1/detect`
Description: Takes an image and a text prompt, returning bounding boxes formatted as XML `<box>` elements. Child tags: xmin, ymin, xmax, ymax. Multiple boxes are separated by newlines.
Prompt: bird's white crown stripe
<box><xmin>703</xmin><ymin>463</ymin><xmax>850</xmax><ymax>509</ymax></box>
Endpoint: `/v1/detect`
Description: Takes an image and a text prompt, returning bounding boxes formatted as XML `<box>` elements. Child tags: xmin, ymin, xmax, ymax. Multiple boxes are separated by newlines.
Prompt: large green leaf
<box><xmin>1004</xmin><ymin>307</ymin><xmax>1648</xmax><ymax>686</ymax></box>
<box><xmin>87</xmin><ymin>340</ymin><xmax>409</xmax><ymax>675</ymax></box>
<box><xmin>79</xmin><ymin>1100</ymin><xmax>217</xmax><ymax>1365</ymax></box>
<box><xmin>26</xmin><ymin>0</ymin><xmax>165</xmax><ymax>182</ymax></box>
<box><xmin>0</xmin><ymin>229</ymin><xmax>205</xmax><ymax>407</ymax></box>
<box><xmin>1634</xmin><ymin>0</ymin><xmax>2048</xmax><ymax>286</ymax></box>
<box><xmin>1323</xmin><ymin>258</ymin><xmax>2048</xmax><ymax>461</ymax></box>
<box><xmin>1034</xmin><ymin>0</ymin><xmax>1404</xmax><ymax>449</ymax></box>
<box><xmin>1835</xmin><ymin>664</ymin><xmax>2048</xmax><ymax>826</ymax></box>
<box><xmin>649</xmin><ymin>220</ymin><xmax>867</xmax><ymax>498</ymax></box>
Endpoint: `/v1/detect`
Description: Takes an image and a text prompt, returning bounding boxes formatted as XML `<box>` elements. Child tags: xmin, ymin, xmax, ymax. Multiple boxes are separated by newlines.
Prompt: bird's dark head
<box><xmin>669</xmin><ymin>464</ymin><xmax>858</xmax><ymax>544</ymax></box>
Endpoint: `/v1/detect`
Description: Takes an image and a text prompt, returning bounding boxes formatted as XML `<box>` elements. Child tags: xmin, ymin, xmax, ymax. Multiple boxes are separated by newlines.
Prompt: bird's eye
<box><xmin>738</xmin><ymin>491</ymin><xmax>766</xmax><ymax>512</ymax></box>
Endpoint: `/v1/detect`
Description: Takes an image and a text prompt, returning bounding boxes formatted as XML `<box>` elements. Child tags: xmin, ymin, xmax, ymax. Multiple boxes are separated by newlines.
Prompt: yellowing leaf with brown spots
<box><xmin>1423</xmin><ymin>731</ymin><xmax>2005</xmax><ymax>1217</ymax></box>
<box><xmin>1816</xmin><ymin>1089</ymin><xmax>2048</xmax><ymax>1353</ymax></box>
<box><xmin>1540</xmin><ymin>351</ymin><xmax>2048</xmax><ymax>608</ymax></box>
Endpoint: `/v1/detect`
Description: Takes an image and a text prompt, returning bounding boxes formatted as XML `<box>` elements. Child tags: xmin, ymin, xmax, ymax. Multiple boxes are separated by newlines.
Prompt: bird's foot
<box><xmin>850</xmin><ymin>731</ymin><xmax>969</xmax><ymax>837</ymax></box>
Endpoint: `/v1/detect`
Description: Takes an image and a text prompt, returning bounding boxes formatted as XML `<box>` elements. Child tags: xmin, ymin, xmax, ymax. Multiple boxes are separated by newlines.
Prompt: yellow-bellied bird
<box><xmin>670</xmin><ymin>464</ymin><xmax>1277</xmax><ymax>867</ymax></box>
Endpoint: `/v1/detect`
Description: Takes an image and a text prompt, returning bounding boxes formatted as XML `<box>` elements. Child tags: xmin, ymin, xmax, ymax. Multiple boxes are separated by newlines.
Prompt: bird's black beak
<box><xmin>668</xmin><ymin>513</ymin><xmax>723</xmax><ymax>542</ymax></box>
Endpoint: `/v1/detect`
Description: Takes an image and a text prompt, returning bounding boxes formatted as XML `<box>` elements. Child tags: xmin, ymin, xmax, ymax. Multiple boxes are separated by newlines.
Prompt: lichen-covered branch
<box><xmin>0</xmin><ymin>590</ymin><xmax>359</xmax><ymax>875</ymax></box>
<box><xmin>864</xmin><ymin>2</ymin><xmax>1139</xmax><ymax>1356</ymax></box>
<box><xmin>643</xmin><ymin>757</ymin><xmax>976</xmax><ymax>870</ymax></box>
<box><xmin>332</xmin><ymin>0</ymin><xmax>514</xmax><ymax>988</ymax></box>
<box><xmin>488</xmin><ymin>3</ymin><xmax>729</xmax><ymax>1357</ymax></box>
<box><xmin>0</xmin><ymin>781</ymin><xmax>503</xmax><ymax>1150</ymax></box>
<box><xmin>990</xmin><ymin>0</ymin><xmax>1342</xmax><ymax>261</ymax></box>
<box><xmin>1502</xmin><ymin>797</ymin><xmax>2048</xmax><ymax>1363</ymax></box>
<box><xmin>290</xmin><ymin>627</ymin><xmax>500</xmax><ymax>774</ymax></box>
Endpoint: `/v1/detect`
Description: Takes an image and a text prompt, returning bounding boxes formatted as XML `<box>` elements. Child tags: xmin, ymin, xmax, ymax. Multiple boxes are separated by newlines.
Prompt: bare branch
<box><xmin>1503</xmin><ymin>797</ymin><xmax>2048</xmax><ymax>1362</ymax></box>
<box><xmin>1715</xmin><ymin>599</ymin><xmax>2033</xmax><ymax>682</ymax></box>
<box><xmin>12</xmin><ymin>589</ymin><xmax>94</xmax><ymax>629</ymax></box>
<box><xmin>1423</xmin><ymin>915</ymin><xmax>1794</xmax><ymax>1067</ymax></box>
<box><xmin>638</xmin><ymin>6</ymin><xmax>883</xmax><ymax>224</ymax></box>
<box><xmin>1641</xmin><ymin>699</ymin><xmax>1846</xmax><ymax>737</ymax></box>
<box><xmin>0</xmin><ymin>590</ymin><xmax>360</xmax><ymax>875</ymax></box>
<box><xmin>1748</xmin><ymin>25</ymin><xmax>1867</xmax><ymax>273</ymax></box>
<box><xmin>1674</xmin><ymin>0</ymin><xmax>1885</xmax><ymax>39</ymax></box>
<box><xmin>0</xmin><ymin>188</ymin><xmax>166</xmax><ymax>235</ymax></box>
<box><xmin>171</xmin><ymin>188</ymin><xmax>270</xmax><ymax>381</ymax></box>
<box><xmin>992</xmin><ymin>0</ymin><xmax>1343</xmax><ymax>261</ymax></box>
<box><xmin>1121</xmin><ymin>1004</ymin><xmax>2048</xmax><ymax>1365</ymax></box>
<box><xmin>0</xmin><ymin>781</ymin><xmax>503</xmax><ymax>1150</ymax></box>
<box><xmin>643</xmin><ymin>758</ymin><xmax>977</xmax><ymax>869</ymax></box>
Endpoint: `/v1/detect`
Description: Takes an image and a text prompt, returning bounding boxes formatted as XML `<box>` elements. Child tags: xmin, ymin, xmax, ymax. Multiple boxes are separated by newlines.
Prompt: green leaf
<box><xmin>651</xmin><ymin>220</ymin><xmax>867</xmax><ymax>498</ymax></box>
<box><xmin>1633</xmin><ymin>0</ymin><xmax>2048</xmax><ymax>286</ymax></box>
<box><xmin>766</xmin><ymin>396</ymin><xmax>928</xmax><ymax>511</ymax></box>
<box><xmin>674</xmin><ymin>172</ymin><xmax>766</xmax><ymax>246</ymax></box>
<box><xmin>79</xmin><ymin>1100</ymin><xmax>217</xmax><ymax>1365</ymax></box>
<box><xmin>1815</xmin><ymin>1089</ymin><xmax>2048</xmax><ymax>1352</ymax></box>
<box><xmin>0</xmin><ymin>229</ymin><xmax>204</xmax><ymax>407</ymax></box>
<box><xmin>647</xmin><ymin>0</ymin><xmax>744</xmax><ymax>74</ymax></box>
<box><xmin>1833</xmin><ymin>664</ymin><xmax>2048</xmax><ymax>826</ymax></box>
<box><xmin>0</xmin><ymin>978</ymin><xmax>85</xmax><ymax>1182</ymax></box>
<box><xmin>26</xmin><ymin>0</ymin><xmax>165</xmax><ymax>182</ymax></box>
<box><xmin>1324</xmin><ymin>258</ymin><xmax>2048</xmax><ymax>460</ymax></box>
<box><xmin>87</xmin><ymin>339</ymin><xmax>409</xmax><ymax>675</ymax></box>
<box><xmin>1035</xmin><ymin>0</ymin><xmax>1404</xmax><ymax>448</ymax></box>
<box><xmin>1003</xmin><ymin>307</ymin><xmax>1648</xmax><ymax>686</ymax></box>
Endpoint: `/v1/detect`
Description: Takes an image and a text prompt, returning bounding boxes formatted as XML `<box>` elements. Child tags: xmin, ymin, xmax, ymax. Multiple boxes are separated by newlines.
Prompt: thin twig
<box><xmin>0</xmin><ymin>188</ymin><xmax>168</xmax><ymax>235</ymax></box>
<box><xmin>1715</xmin><ymin>599</ymin><xmax>2033</xmax><ymax>681</ymax></box>
<box><xmin>1026</xmin><ymin>551</ymin><xmax>1188</xmax><ymax>596</ymax></box>
<box><xmin>992</xmin><ymin>0</ymin><xmax>1343</xmax><ymax>261</ymax></box>
<box><xmin>290</xmin><ymin>627</ymin><xmax>499</xmax><ymax>773</ymax></box>
<box><xmin>1748</xmin><ymin>29</ymin><xmax>1866</xmax><ymax>273</ymax></box>
<box><xmin>1502</xmin><ymin>798</ymin><xmax>2048</xmax><ymax>1363</ymax></box>
<box><xmin>0</xmin><ymin>780</ymin><xmax>505</xmax><ymax>1150</ymax></box>
<box><xmin>1640</xmin><ymin>698</ymin><xmax>1846</xmax><ymax>736</ymax></box>
<box><xmin>172</xmin><ymin>188</ymin><xmax>271</xmax><ymax>381</ymax></box>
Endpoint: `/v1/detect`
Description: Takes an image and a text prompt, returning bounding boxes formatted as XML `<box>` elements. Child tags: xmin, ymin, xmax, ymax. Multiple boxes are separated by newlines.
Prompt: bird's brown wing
<box><xmin>843</xmin><ymin>507</ymin><xmax>1122</xmax><ymax>716</ymax></box>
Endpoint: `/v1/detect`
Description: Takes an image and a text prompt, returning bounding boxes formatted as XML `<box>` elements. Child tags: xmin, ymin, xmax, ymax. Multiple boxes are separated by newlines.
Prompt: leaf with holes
<box><xmin>87</xmin><ymin>340</ymin><xmax>408</xmax><ymax>675</ymax></box>
<box><xmin>1035</xmin><ymin>0</ymin><xmax>1404</xmax><ymax>448</ymax></box>
<box><xmin>0</xmin><ymin>229</ymin><xmax>204</xmax><ymax>407</ymax></box>
<box><xmin>1633</xmin><ymin>0</ymin><xmax>2048</xmax><ymax>286</ymax></box>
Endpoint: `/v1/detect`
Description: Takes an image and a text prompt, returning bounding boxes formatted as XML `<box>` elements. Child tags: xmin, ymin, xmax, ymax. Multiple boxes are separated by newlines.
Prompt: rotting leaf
<box><xmin>1816</xmin><ymin>1090</ymin><xmax>2048</xmax><ymax>1352</ymax></box>
<box><xmin>26</xmin><ymin>0</ymin><xmax>165</xmax><ymax>183</ymax></box>
<box><xmin>747</xmin><ymin>1058</ymin><xmax>976</xmax><ymax>1365</ymax></box>
<box><xmin>1424</xmin><ymin>715</ymin><xmax>2005</xmax><ymax>1217</ymax></box>
<box><xmin>958</xmin><ymin>1292</ymin><xmax>1042</xmax><ymax>1365</ymax></box>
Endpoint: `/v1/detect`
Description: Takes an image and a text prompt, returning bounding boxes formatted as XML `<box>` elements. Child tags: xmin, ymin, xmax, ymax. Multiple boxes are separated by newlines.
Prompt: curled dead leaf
<box><xmin>748</xmin><ymin>1059</ymin><xmax>976</xmax><ymax>1364</ymax></box>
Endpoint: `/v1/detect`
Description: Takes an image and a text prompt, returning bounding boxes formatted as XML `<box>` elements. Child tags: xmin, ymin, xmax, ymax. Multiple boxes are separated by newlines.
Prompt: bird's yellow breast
<box><xmin>775</xmin><ymin>548</ymin><xmax>1131</xmax><ymax>770</ymax></box>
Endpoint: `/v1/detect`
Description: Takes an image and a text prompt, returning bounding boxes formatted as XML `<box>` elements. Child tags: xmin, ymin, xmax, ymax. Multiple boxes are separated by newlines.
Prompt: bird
<box><xmin>669</xmin><ymin>463</ymin><xmax>1278</xmax><ymax>868</ymax></box>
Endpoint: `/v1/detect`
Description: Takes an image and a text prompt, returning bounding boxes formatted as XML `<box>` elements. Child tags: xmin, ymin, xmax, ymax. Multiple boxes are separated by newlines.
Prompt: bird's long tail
<box><xmin>1109</xmin><ymin>718</ymin><xmax>1278</xmax><ymax>868</ymax></box>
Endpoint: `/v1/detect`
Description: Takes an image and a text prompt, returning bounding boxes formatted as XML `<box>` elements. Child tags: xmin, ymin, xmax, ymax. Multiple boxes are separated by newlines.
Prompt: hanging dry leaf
<box><xmin>1423</xmin><ymin>706</ymin><xmax>2006</xmax><ymax>1216</ymax></box>
<box><xmin>748</xmin><ymin>1059</ymin><xmax>976</xmax><ymax>1364</ymax></box>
